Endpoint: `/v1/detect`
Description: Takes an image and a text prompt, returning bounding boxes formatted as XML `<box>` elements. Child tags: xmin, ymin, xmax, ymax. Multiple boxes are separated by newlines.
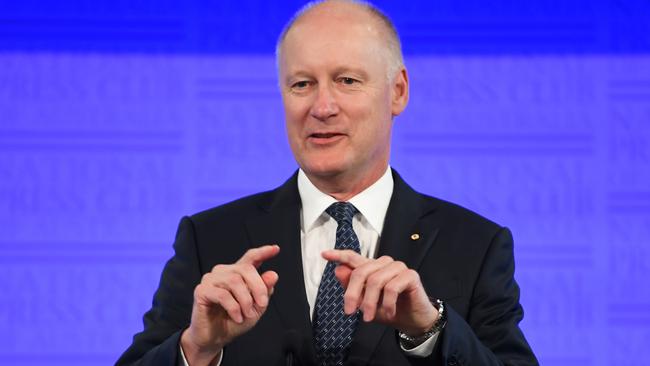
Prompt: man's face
<box><xmin>278</xmin><ymin>5</ymin><xmax>408</xmax><ymax>185</ymax></box>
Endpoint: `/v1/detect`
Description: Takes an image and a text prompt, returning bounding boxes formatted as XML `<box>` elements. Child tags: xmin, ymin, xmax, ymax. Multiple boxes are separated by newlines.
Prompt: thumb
<box><xmin>334</xmin><ymin>264</ymin><xmax>353</xmax><ymax>289</ymax></box>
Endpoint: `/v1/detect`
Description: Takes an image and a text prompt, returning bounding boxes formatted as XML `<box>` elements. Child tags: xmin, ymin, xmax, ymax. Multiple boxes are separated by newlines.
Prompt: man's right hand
<box><xmin>180</xmin><ymin>245</ymin><xmax>280</xmax><ymax>366</ymax></box>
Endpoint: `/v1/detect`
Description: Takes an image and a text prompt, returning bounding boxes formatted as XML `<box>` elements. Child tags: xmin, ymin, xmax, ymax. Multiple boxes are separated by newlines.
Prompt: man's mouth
<box><xmin>310</xmin><ymin>132</ymin><xmax>342</xmax><ymax>138</ymax></box>
<box><xmin>308</xmin><ymin>132</ymin><xmax>345</xmax><ymax>145</ymax></box>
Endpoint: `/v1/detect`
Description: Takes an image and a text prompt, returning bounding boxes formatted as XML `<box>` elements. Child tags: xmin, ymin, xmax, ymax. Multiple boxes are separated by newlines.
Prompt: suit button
<box><xmin>447</xmin><ymin>356</ymin><xmax>458</xmax><ymax>365</ymax></box>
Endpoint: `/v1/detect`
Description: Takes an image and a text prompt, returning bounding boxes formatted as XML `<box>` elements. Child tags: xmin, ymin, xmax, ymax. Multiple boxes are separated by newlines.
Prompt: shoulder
<box><xmin>170</xmin><ymin>189</ymin><xmax>279</xmax><ymax>267</ymax></box>
<box><xmin>188</xmin><ymin>189</ymin><xmax>275</xmax><ymax>230</ymax></box>
<box><xmin>391</xmin><ymin>169</ymin><xmax>506</xmax><ymax>245</ymax></box>
<box><xmin>430</xmin><ymin>194</ymin><xmax>501</xmax><ymax>231</ymax></box>
<box><xmin>183</xmin><ymin>172</ymin><xmax>298</xmax><ymax>236</ymax></box>
<box><xmin>393</xmin><ymin>170</ymin><xmax>503</xmax><ymax>236</ymax></box>
<box><xmin>415</xmin><ymin>192</ymin><xmax>508</xmax><ymax>251</ymax></box>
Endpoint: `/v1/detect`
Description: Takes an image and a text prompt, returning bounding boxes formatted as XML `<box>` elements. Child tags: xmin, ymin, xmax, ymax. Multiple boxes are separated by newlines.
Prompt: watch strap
<box><xmin>398</xmin><ymin>299</ymin><xmax>447</xmax><ymax>348</ymax></box>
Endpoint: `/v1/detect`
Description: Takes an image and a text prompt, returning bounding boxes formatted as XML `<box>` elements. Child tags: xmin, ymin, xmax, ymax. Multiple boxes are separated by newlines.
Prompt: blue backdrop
<box><xmin>1</xmin><ymin>1</ymin><xmax>649</xmax><ymax>365</ymax></box>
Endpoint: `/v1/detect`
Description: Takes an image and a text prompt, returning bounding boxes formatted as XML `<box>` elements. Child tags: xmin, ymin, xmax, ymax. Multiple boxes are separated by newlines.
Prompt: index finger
<box><xmin>321</xmin><ymin>249</ymin><xmax>368</xmax><ymax>269</ymax></box>
<box><xmin>237</xmin><ymin>244</ymin><xmax>280</xmax><ymax>267</ymax></box>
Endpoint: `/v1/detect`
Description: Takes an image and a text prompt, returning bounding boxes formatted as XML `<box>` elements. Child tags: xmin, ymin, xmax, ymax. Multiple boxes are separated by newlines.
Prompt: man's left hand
<box><xmin>321</xmin><ymin>249</ymin><xmax>438</xmax><ymax>337</ymax></box>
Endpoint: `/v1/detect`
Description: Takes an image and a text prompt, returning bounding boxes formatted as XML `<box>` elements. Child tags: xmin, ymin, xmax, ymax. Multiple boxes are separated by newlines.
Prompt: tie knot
<box><xmin>325</xmin><ymin>202</ymin><xmax>358</xmax><ymax>225</ymax></box>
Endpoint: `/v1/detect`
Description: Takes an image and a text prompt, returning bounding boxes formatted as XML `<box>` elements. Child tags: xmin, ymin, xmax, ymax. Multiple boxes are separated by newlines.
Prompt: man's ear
<box><xmin>391</xmin><ymin>67</ymin><xmax>409</xmax><ymax>116</ymax></box>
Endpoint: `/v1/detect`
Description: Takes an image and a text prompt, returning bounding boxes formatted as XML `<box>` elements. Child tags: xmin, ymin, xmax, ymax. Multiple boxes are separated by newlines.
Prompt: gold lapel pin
<box><xmin>410</xmin><ymin>233</ymin><xmax>420</xmax><ymax>241</ymax></box>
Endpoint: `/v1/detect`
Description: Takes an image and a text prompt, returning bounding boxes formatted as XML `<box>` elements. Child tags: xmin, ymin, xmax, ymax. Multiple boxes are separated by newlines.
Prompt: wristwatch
<box><xmin>398</xmin><ymin>299</ymin><xmax>447</xmax><ymax>348</ymax></box>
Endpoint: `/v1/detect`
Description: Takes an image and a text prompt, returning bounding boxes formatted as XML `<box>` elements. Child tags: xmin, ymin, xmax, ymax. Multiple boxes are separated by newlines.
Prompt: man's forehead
<box><xmin>276</xmin><ymin>0</ymin><xmax>403</xmax><ymax>82</ymax></box>
<box><xmin>296</xmin><ymin>1</ymin><xmax>372</xmax><ymax>21</ymax></box>
<box><xmin>280</xmin><ymin>27</ymin><xmax>385</xmax><ymax>77</ymax></box>
<box><xmin>285</xmin><ymin>1</ymin><xmax>384</xmax><ymax>42</ymax></box>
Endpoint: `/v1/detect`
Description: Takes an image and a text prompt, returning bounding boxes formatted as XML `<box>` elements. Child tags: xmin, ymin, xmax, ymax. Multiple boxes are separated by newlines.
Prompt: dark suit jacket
<box><xmin>116</xmin><ymin>170</ymin><xmax>538</xmax><ymax>366</ymax></box>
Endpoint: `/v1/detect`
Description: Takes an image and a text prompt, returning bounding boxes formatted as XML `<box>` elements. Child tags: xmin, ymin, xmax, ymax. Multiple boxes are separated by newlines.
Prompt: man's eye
<box><xmin>339</xmin><ymin>77</ymin><xmax>358</xmax><ymax>85</ymax></box>
<box><xmin>292</xmin><ymin>81</ymin><xmax>310</xmax><ymax>89</ymax></box>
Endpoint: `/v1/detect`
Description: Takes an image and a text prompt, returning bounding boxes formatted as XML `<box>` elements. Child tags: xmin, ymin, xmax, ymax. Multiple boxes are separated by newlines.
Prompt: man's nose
<box><xmin>310</xmin><ymin>83</ymin><xmax>339</xmax><ymax>121</ymax></box>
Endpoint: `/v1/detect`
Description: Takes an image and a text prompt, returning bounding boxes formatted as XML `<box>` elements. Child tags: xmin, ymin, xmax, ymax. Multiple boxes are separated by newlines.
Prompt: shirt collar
<box><xmin>297</xmin><ymin>166</ymin><xmax>394</xmax><ymax>235</ymax></box>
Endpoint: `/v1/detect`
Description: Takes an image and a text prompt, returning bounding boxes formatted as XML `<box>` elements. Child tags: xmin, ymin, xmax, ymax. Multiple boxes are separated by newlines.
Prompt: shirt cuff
<box><xmin>178</xmin><ymin>344</ymin><xmax>224</xmax><ymax>366</ymax></box>
<box><xmin>399</xmin><ymin>331</ymin><xmax>440</xmax><ymax>358</ymax></box>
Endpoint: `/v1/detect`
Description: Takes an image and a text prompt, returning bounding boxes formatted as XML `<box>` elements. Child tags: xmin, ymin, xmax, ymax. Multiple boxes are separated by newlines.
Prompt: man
<box><xmin>117</xmin><ymin>1</ymin><xmax>538</xmax><ymax>365</ymax></box>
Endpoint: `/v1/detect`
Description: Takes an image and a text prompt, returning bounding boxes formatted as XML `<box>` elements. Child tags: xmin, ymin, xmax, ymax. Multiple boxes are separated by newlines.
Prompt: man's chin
<box><xmin>300</xmin><ymin>161</ymin><xmax>348</xmax><ymax>179</ymax></box>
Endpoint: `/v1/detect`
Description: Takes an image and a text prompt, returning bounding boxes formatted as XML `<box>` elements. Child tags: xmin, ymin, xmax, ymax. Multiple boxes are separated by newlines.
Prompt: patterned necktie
<box><xmin>313</xmin><ymin>202</ymin><xmax>361</xmax><ymax>366</ymax></box>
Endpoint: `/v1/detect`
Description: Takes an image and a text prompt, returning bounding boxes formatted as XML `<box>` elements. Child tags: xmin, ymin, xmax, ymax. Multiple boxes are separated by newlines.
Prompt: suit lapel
<box><xmin>244</xmin><ymin>173</ymin><xmax>317</xmax><ymax>361</ymax></box>
<box><xmin>348</xmin><ymin>170</ymin><xmax>440</xmax><ymax>364</ymax></box>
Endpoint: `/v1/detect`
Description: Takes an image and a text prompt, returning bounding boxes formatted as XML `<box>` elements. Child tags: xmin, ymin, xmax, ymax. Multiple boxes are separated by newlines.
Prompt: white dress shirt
<box><xmin>298</xmin><ymin>167</ymin><xmax>393</xmax><ymax>316</ymax></box>
<box><xmin>180</xmin><ymin>166</ymin><xmax>436</xmax><ymax>365</ymax></box>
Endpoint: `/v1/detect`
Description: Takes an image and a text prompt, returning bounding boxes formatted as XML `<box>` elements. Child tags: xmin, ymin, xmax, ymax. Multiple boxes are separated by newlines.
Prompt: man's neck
<box><xmin>303</xmin><ymin>165</ymin><xmax>389</xmax><ymax>202</ymax></box>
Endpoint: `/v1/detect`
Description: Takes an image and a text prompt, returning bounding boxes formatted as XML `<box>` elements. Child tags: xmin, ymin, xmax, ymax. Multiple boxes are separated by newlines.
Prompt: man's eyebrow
<box><xmin>282</xmin><ymin>67</ymin><xmax>370</xmax><ymax>85</ymax></box>
<box><xmin>284</xmin><ymin>71</ymin><xmax>312</xmax><ymax>85</ymax></box>
<box><xmin>332</xmin><ymin>66</ymin><xmax>369</xmax><ymax>79</ymax></box>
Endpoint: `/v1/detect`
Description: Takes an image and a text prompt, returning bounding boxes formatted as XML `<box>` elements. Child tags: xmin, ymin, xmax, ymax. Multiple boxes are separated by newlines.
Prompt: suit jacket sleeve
<box><xmin>115</xmin><ymin>217</ymin><xmax>201</xmax><ymax>366</ymax></box>
<box><xmin>430</xmin><ymin>227</ymin><xmax>538</xmax><ymax>366</ymax></box>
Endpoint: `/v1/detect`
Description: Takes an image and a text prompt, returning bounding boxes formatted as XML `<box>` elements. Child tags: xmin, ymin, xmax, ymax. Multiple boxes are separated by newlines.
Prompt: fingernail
<box><xmin>363</xmin><ymin>311</ymin><xmax>371</xmax><ymax>322</ymax></box>
<box><xmin>261</xmin><ymin>295</ymin><xmax>268</xmax><ymax>306</ymax></box>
